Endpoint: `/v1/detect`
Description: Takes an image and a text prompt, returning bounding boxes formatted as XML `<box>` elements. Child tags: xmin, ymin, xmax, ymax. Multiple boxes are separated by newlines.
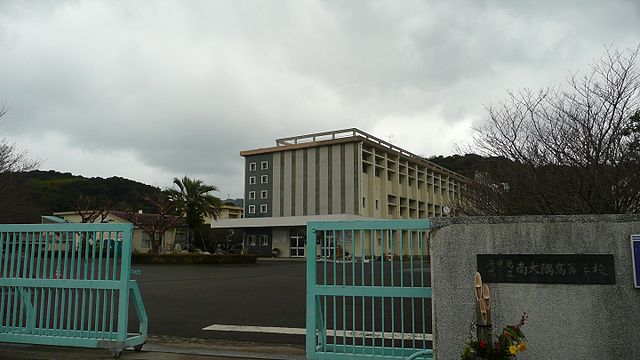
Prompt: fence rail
<box><xmin>0</xmin><ymin>223</ymin><xmax>147</xmax><ymax>358</ymax></box>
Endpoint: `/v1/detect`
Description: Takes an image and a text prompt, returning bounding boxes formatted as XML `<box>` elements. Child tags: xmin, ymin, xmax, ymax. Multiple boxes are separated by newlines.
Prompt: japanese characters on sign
<box><xmin>477</xmin><ymin>254</ymin><xmax>615</xmax><ymax>284</ymax></box>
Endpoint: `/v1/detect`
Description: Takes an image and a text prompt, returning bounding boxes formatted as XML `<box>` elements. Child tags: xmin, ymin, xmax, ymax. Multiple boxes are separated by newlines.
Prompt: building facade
<box><xmin>219</xmin><ymin>204</ymin><xmax>244</xmax><ymax>220</ymax></box>
<box><xmin>204</xmin><ymin>204</ymin><xmax>244</xmax><ymax>224</ymax></box>
<box><xmin>212</xmin><ymin>128</ymin><xmax>466</xmax><ymax>257</ymax></box>
<box><xmin>51</xmin><ymin>211</ymin><xmax>186</xmax><ymax>253</ymax></box>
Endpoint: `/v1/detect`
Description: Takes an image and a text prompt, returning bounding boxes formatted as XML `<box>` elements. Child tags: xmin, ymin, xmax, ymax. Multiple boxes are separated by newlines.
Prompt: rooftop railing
<box><xmin>276</xmin><ymin>128</ymin><xmax>466</xmax><ymax>181</ymax></box>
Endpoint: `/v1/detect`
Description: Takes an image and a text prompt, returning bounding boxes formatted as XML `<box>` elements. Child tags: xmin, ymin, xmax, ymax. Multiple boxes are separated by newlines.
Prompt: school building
<box><xmin>211</xmin><ymin>128</ymin><xmax>466</xmax><ymax>257</ymax></box>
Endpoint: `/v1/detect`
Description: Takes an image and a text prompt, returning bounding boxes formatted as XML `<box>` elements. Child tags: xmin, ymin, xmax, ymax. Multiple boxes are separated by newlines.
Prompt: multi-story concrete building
<box><xmin>212</xmin><ymin>128</ymin><xmax>466</xmax><ymax>257</ymax></box>
<box><xmin>219</xmin><ymin>204</ymin><xmax>244</xmax><ymax>220</ymax></box>
<box><xmin>204</xmin><ymin>203</ymin><xmax>244</xmax><ymax>224</ymax></box>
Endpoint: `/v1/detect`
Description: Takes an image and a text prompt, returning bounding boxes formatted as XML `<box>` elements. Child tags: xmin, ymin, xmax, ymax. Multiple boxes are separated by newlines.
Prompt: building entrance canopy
<box><xmin>211</xmin><ymin>214</ymin><xmax>378</xmax><ymax>229</ymax></box>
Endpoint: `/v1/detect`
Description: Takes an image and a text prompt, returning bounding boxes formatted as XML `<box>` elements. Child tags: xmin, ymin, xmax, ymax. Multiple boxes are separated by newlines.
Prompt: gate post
<box><xmin>306</xmin><ymin>223</ymin><xmax>318</xmax><ymax>358</ymax></box>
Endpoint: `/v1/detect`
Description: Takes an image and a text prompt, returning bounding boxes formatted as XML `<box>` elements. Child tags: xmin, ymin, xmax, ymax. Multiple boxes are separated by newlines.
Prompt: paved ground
<box><xmin>0</xmin><ymin>259</ymin><xmax>431</xmax><ymax>359</ymax></box>
<box><xmin>133</xmin><ymin>259</ymin><xmax>432</xmax><ymax>346</ymax></box>
<box><xmin>135</xmin><ymin>261</ymin><xmax>308</xmax><ymax>344</ymax></box>
<box><xmin>0</xmin><ymin>334</ymin><xmax>305</xmax><ymax>360</ymax></box>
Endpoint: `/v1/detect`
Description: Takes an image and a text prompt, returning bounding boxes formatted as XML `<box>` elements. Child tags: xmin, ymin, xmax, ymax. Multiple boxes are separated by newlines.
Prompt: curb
<box><xmin>257</xmin><ymin>257</ymin><xmax>306</xmax><ymax>262</ymax></box>
<box><xmin>144</xmin><ymin>335</ymin><xmax>306</xmax><ymax>360</ymax></box>
<box><xmin>145</xmin><ymin>342</ymin><xmax>305</xmax><ymax>360</ymax></box>
<box><xmin>0</xmin><ymin>336</ymin><xmax>306</xmax><ymax>360</ymax></box>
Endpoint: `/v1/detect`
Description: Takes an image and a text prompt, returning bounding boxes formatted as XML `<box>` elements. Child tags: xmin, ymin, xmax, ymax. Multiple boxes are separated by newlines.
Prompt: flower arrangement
<box><xmin>461</xmin><ymin>272</ymin><xmax>528</xmax><ymax>360</ymax></box>
<box><xmin>461</xmin><ymin>312</ymin><xmax>528</xmax><ymax>360</ymax></box>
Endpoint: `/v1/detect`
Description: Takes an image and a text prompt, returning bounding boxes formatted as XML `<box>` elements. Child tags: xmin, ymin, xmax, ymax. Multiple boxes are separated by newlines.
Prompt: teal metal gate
<box><xmin>0</xmin><ymin>223</ymin><xmax>147</xmax><ymax>357</ymax></box>
<box><xmin>306</xmin><ymin>220</ymin><xmax>433</xmax><ymax>360</ymax></box>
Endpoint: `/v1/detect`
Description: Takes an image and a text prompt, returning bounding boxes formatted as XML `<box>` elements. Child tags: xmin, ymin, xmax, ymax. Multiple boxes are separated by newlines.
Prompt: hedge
<box><xmin>131</xmin><ymin>253</ymin><xmax>257</xmax><ymax>265</ymax></box>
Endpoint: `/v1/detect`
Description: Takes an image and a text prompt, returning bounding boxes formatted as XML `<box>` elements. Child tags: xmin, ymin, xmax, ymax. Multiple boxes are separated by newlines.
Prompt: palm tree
<box><xmin>165</xmin><ymin>176</ymin><xmax>221</xmax><ymax>250</ymax></box>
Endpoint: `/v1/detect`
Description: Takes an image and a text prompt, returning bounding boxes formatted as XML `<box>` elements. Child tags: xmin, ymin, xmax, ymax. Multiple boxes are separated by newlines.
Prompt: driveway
<box><xmin>134</xmin><ymin>260</ymin><xmax>432</xmax><ymax>345</ymax></box>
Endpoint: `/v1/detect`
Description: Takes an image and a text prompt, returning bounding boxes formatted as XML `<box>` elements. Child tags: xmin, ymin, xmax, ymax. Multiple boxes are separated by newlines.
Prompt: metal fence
<box><xmin>0</xmin><ymin>223</ymin><xmax>147</xmax><ymax>357</ymax></box>
<box><xmin>306</xmin><ymin>220</ymin><xmax>433</xmax><ymax>360</ymax></box>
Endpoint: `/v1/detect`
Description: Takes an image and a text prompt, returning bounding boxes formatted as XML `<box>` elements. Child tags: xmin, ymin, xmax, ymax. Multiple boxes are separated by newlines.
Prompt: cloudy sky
<box><xmin>1</xmin><ymin>1</ymin><xmax>639</xmax><ymax>198</ymax></box>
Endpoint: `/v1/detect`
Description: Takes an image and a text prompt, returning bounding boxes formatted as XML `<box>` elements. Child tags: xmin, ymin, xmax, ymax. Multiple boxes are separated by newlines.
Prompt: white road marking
<box><xmin>202</xmin><ymin>324</ymin><xmax>306</xmax><ymax>335</ymax></box>
<box><xmin>202</xmin><ymin>324</ymin><xmax>433</xmax><ymax>341</ymax></box>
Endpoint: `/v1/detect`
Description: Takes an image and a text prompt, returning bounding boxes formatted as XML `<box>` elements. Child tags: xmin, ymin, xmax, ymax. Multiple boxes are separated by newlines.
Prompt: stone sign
<box><xmin>477</xmin><ymin>254</ymin><xmax>615</xmax><ymax>284</ymax></box>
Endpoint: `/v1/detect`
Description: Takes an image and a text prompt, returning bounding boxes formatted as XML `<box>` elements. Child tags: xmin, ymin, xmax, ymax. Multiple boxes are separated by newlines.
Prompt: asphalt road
<box><xmin>133</xmin><ymin>260</ymin><xmax>432</xmax><ymax>346</ymax></box>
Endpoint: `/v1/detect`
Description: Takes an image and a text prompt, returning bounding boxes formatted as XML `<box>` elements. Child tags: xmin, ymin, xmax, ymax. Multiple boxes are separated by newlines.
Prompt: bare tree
<box><xmin>73</xmin><ymin>195</ymin><xmax>111</xmax><ymax>223</ymax></box>
<box><xmin>0</xmin><ymin>107</ymin><xmax>38</xmax><ymax>175</ymax></box>
<box><xmin>467</xmin><ymin>46</ymin><xmax>640</xmax><ymax>215</ymax></box>
<box><xmin>1</xmin><ymin>107</ymin><xmax>40</xmax><ymax>222</ymax></box>
<box><xmin>125</xmin><ymin>193</ymin><xmax>184</xmax><ymax>255</ymax></box>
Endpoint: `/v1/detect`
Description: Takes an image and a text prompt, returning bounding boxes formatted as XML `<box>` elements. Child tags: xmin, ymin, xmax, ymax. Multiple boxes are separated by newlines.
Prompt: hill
<box><xmin>428</xmin><ymin>154</ymin><xmax>515</xmax><ymax>180</ymax></box>
<box><xmin>1</xmin><ymin>171</ymin><xmax>161</xmax><ymax>223</ymax></box>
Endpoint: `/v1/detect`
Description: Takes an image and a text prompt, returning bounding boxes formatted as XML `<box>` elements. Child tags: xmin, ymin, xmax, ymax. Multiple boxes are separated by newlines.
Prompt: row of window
<box><xmin>247</xmin><ymin>234</ymin><xmax>269</xmax><ymax>246</ymax></box>
<box><xmin>248</xmin><ymin>204</ymin><xmax>268</xmax><ymax>214</ymax></box>
<box><xmin>249</xmin><ymin>161</ymin><xmax>269</xmax><ymax>171</ymax></box>
<box><xmin>249</xmin><ymin>175</ymin><xmax>268</xmax><ymax>184</ymax></box>
<box><xmin>248</xmin><ymin>190</ymin><xmax>268</xmax><ymax>200</ymax></box>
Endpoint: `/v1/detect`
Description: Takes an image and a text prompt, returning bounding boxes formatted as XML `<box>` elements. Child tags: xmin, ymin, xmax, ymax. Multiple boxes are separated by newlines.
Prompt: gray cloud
<box><xmin>1</xmin><ymin>0</ymin><xmax>639</xmax><ymax>197</ymax></box>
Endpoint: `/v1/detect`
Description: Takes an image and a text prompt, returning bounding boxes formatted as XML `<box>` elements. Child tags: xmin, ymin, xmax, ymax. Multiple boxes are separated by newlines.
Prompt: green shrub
<box><xmin>131</xmin><ymin>253</ymin><xmax>257</xmax><ymax>265</ymax></box>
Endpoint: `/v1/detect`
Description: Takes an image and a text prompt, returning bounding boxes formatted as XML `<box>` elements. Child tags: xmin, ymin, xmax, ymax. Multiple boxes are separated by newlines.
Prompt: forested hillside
<box><xmin>427</xmin><ymin>154</ymin><xmax>514</xmax><ymax>179</ymax></box>
<box><xmin>0</xmin><ymin>170</ymin><xmax>160</xmax><ymax>223</ymax></box>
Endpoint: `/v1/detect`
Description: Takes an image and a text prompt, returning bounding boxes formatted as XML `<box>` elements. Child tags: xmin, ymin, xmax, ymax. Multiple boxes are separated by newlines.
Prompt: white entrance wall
<box><xmin>272</xmin><ymin>228</ymin><xmax>289</xmax><ymax>257</ymax></box>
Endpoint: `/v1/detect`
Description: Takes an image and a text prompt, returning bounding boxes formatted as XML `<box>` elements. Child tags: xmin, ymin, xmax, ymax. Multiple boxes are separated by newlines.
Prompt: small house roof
<box><xmin>109</xmin><ymin>211</ymin><xmax>185</xmax><ymax>226</ymax></box>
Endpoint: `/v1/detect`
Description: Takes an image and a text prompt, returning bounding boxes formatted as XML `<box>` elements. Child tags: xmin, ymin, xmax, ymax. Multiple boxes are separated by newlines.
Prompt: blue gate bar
<box><xmin>0</xmin><ymin>223</ymin><xmax>147</xmax><ymax>357</ymax></box>
<box><xmin>632</xmin><ymin>235</ymin><xmax>640</xmax><ymax>288</ymax></box>
<box><xmin>306</xmin><ymin>220</ymin><xmax>433</xmax><ymax>360</ymax></box>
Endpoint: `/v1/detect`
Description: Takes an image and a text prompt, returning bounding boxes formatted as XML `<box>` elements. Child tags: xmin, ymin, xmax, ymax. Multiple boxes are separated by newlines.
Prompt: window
<box><xmin>261</xmin><ymin>161</ymin><xmax>269</xmax><ymax>170</ymax></box>
<box><xmin>260</xmin><ymin>175</ymin><xmax>268</xmax><ymax>184</ymax></box>
<box><xmin>175</xmin><ymin>228</ymin><xmax>187</xmax><ymax>243</ymax></box>
<box><xmin>248</xmin><ymin>205</ymin><xmax>256</xmax><ymax>214</ymax></box>
<box><xmin>141</xmin><ymin>232</ymin><xmax>151</xmax><ymax>248</ymax></box>
<box><xmin>260</xmin><ymin>234</ymin><xmax>269</xmax><ymax>246</ymax></box>
<box><xmin>344</xmin><ymin>231</ymin><xmax>353</xmax><ymax>243</ymax></box>
<box><xmin>362</xmin><ymin>197</ymin><xmax>366</xmax><ymax>208</ymax></box>
<box><xmin>319</xmin><ymin>231</ymin><xmax>335</xmax><ymax>258</ymax></box>
<box><xmin>249</xmin><ymin>162</ymin><xmax>257</xmax><ymax>171</ymax></box>
<box><xmin>260</xmin><ymin>190</ymin><xmax>268</xmax><ymax>199</ymax></box>
<box><xmin>260</xmin><ymin>204</ymin><xmax>268</xmax><ymax>213</ymax></box>
<box><xmin>289</xmin><ymin>227</ymin><xmax>306</xmax><ymax>257</ymax></box>
<box><xmin>249</xmin><ymin>176</ymin><xmax>256</xmax><ymax>185</ymax></box>
<box><xmin>375</xmin><ymin>199</ymin><xmax>379</xmax><ymax>210</ymax></box>
<box><xmin>249</xmin><ymin>191</ymin><xmax>256</xmax><ymax>200</ymax></box>
<box><xmin>248</xmin><ymin>235</ymin><xmax>256</xmax><ymax>246</ymax></box>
